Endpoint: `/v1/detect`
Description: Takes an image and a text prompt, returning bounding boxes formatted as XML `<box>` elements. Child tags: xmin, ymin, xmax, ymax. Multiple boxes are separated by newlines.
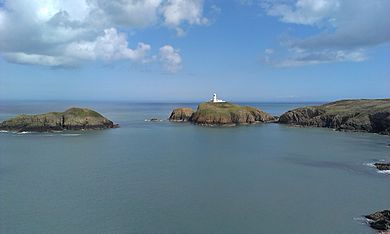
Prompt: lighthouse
<box><xmin>210</xmin><ymin>93</ymin><xmax>226</xmax><ymax>103</ymax></box>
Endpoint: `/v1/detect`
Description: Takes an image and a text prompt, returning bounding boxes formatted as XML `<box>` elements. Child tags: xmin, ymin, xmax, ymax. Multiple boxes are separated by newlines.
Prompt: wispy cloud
<box><xmin>258</xmin><ymin>0</ymin><xmax>390</xmax><ymax>66</ymax></box>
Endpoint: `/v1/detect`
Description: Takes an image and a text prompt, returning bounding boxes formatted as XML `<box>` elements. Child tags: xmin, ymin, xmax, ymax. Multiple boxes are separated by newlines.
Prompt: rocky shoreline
<box><xmin>0</xmin><ymin>107</ymin><xmax>117</xmax><ymax>132</ymax></box>
<box><xmin>278</xmin><ymin>99</ymin><xmax>390</xmax><ymax>135</ymax></box>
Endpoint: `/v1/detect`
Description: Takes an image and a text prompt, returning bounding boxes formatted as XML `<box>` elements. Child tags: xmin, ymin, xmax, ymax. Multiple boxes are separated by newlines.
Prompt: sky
<box><xmin>0</xmin><ymin>0</ymin><xmax>389</xmax><ymax>102</ymax></box>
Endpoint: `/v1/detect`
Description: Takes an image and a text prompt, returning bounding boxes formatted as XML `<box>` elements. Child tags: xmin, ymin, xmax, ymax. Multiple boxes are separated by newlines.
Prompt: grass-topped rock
<box><xmin>169</xmin><ymin>102</ymin><xmax>275</xmax><ymax>126</ymax></box>
<box><xmin>279</xmin><ymin>99</ymin><xmax>390</xmax><ymax>134</ymax></box>
<box><xmin>0</xmin><ymin>107</ymin><xmax>117</xmax><ymax>132</ymax></box>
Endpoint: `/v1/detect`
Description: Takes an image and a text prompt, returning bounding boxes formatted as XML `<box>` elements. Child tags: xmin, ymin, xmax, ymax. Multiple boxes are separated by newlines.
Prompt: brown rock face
<box><xmin>279</xmin><ymin>99</ymin><xmax>390</xmax><ymax>135</ymax></box>
<box><xmin>0</xmin><ymin>107</ymin><xmax>117</xmax><ymax>132</ymax></box>
<box><xmin>169</xmin><ymin>107</ymin><xmax>194</xmax><ymax>122</ymax></box>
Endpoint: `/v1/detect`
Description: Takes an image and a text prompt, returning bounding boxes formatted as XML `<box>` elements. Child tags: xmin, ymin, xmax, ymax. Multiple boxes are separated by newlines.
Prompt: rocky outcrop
<box><xmin>169</xmin><ymin>107</ymin><xmax>194</xmax><ymax>122</ymax></box>
<box><xmin>374</xmin><ymin>163</ymin><xmax>390</xmax><ymax>171</ymax></box>
<box><xmin>365</xmin><ymin>210</ymin><xmax>390</xmax><ymax>231</ymax></box>
<box><xmin>169</xmin><ymin>102</ymin><xmax>275</xmax><ymax>126</ymax></box>
<box><xmin>0</xmin><ymin>107</ymin><xmax>117</xmax><ymax>132</ymax></box>
<box><xmin>191</xmin><ymin>102</ymin><xmax>275</xmax><ymax>126</ymax></box>
<box><xmin>279</xmin><ymin>99</ymin><xmax>390</xmax><ymax>135</ymax></box>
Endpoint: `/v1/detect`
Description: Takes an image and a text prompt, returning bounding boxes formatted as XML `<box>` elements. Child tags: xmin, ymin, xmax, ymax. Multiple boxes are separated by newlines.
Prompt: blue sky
<box><xmin>0</xmin><ymin>0</ymin><xmax>389</xmax><ymax>102</ymax></box>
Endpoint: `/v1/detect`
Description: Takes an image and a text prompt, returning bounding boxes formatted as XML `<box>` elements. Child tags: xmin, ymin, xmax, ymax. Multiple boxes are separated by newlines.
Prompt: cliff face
<box><xmin>279</xmin><ymin>99</ymin><xmax>390</xmax><ymax>134</ymax></box>
<box><xmin>169</xmin><ymin>102</ymin><xmax>275</xmax><ymax>126</ymax></box>
<box><xmin>169</xmin><ymin>108</ymin><xmax>194</xmax><ymax>122</ymax></box>
<box><xmin>0</xmin><ymin>107</ymin><xmax>117</xmax><ymax>132</ymax></box>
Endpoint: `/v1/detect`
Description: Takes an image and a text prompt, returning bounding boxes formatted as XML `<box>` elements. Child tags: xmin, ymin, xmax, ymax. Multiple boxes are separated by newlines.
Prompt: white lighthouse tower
<box><xmin>210</xmin><ymin>93</ymin><xmax>226</xmax><ymax>103</ymax></box>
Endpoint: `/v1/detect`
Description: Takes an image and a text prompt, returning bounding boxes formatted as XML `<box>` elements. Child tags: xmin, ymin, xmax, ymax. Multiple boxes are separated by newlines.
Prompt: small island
<box><xmin>169</xmin><ymin>94</ymin><xmax>275</xmax><ymax>126</ymax></box>
<box><xmin>278</xmin><ymin>99</ymin><xmax>390</xmax><ymax>135</ymax></box>
<box><xmin>0</xmin><ymin>107</ymin><xmax>117</xmax><ymax>132</ymax></box>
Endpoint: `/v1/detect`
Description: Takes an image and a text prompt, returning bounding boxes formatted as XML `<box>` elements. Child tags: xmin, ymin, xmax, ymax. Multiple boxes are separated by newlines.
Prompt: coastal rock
<box><xmin>365</xmin><ymin>210</ymin><xmax>390</xmax><ymax>231</ymax></box>
<box><xmin>374</xmin><ymin>163</ymin><xmax>390</xmax><ymax>171</ymax></box>
<box><xmin>279</xmin><ymin>99</ymin><xmax>390</xmax><ymax>134</ymax></box>
<box><xmin>0</xmin><ymin>107</ymin><xmax>117</xmax><ymax>132</ymax></box>
<box><xmin>189</xmin><ymin>102</ymin><xmax>275</xmax><ymax>126</ymax></box>
<box><xmin>169</xmin><ymin>107</ymin><xmax>194</xmax><ymax>122</ymax></box>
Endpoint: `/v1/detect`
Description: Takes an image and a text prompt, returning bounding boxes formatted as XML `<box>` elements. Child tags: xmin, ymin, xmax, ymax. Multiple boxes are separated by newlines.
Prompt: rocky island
<box><xmin>170</xmin><ymin>102</ymin><xmax>275</xmax><ymax>126</ymax></box>
<box><xmin>279</xmin><ymin>99</ymin><xmax>390</xmax><ymax>135</ymax></box>
<box><xmin>0</xmin><ymin>107</ymin><xmax>117</xmax><ymax>132</ymax></box>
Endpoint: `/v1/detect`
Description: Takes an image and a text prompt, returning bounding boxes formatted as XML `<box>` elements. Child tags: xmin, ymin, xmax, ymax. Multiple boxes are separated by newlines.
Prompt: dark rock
<box><xmin>365</xmin><ymin>210</ymin><xmax>390</xmax><ymax>231</ymax></box>
<box><xmin>374</xmin><ymin>163</ymin><xmax>390</xmax><ymax>171</ymax></box>
<box><xmin>0</xmin><ymin>107</ymin><xmax>117</xmax><ymax>132</ymax></box>
<box><xmin>279</xmin><ymin>99</ymin><xmax>390</xmax><ymax>135</ymax></box>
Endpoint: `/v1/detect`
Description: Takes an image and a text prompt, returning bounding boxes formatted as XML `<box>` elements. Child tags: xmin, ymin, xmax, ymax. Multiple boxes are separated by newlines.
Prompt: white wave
<box><xmin>364</xmin><ymin>161</ymin><xmax>390</xmax><ymax>175</ymax></box>
<box><xmin>60</xmin><ymin>134</ymin><xmax>81</xmax><ymax>137</ymax></box>
<box><xmin>377</xmin><ymin>170</ymin><xmax>390</xmax><ymax>174</ymax></box>
<box><xmin>16</xmin><ymin>131</ymin><xmax>32</xmax><ymax>134</ymax></box>
<box><xmin>0</xmin><ymin>130</ymin><xmax>9</xmax><ymax>133</ymax></box>
<box><xmin>353</xmin><ymin>216</ymin><xmax>370</xmax><ymax>223</ymax></box>
<box><xmin>364</xmin><ymin>162</ymin><xmax>376</xmax><ymax>167</ymax></box>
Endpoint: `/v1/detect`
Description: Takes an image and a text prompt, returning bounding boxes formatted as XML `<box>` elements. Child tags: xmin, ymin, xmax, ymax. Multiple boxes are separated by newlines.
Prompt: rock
<box><xmin>374</xmin><ymin>163</ymin><xmax>390</xmax><ymax>171</ymax></box>
<box><xmin>145</xmin><ymin>118</ymin><xmax>161</xmax><ymax>122</ymax></box>
<box><xmin>169</xmin><ymin>107</ymin><xmax>194</xmax><ymax>122</ymax></box>
<box><xmin>172</xmin><ymin>102</ymin><xmax>275</xmax><ymax>126</ymax></box>
<box><xmin>0</xmin><ymin>107</ymin><xmax>117</xmax><ymax>132</ymax></box>
<box><xmin>279</xmin><ymin>99</ymin><xmax>390</xmax><ymax>135</ymax></box>
<box><xmin>365</xmin><ymin>210</ymin><xmax>390</xmax><ymax>231</ymax></box>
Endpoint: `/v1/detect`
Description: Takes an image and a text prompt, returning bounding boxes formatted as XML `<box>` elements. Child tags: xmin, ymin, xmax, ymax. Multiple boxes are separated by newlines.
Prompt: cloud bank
<box><xmin>0</xmin><ymin>0</ymin><xmax>208</xmax><ymax>72</ymax></box>
<box><xmin>260</xmin><ymin>0</ymin><xmax>390</xmax><ymax>66</ymax></box>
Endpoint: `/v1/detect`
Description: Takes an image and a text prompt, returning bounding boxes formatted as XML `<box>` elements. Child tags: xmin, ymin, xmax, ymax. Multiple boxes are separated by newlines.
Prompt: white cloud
<box><xmin>267</xmin><ymin>49</ymin><xmax>367</xmax><ymax>67</ymax></box>
<box><xmin>88</xmin><ymin>0</ymin><xmax>162</xmax><ymax>27</ymax></box>
<box><xmin>260</xmin><ymin>0</ymin><xmax>390</xmax><ymax>66</ymax></box>
<box><xmin>66</xmin><ymin>28</ymin><xmax>151</xmax><ymax>62</ymax></box>
<box><xmin>2</xmin><ymin>52</ymin><xmax>74</xmax><ymax>67</ymax></box>
<box><xmin>0</xmin><ymin>0</ymin><xmax>209</xmax><ymax>69</ymax></box>
<box><xmin>159</xmin><ymin>45</ymin><xmax>182</xmax><ymax>73</ymax></box>
<box><xmin>161</xmin><ymin>0</ymin><xmax>208</xmax><ymax>35</ymax></box>
<box><xmin>264</xmin><ymin>0</ymin><xmax>340</xmax><ymax>25</ymax></box>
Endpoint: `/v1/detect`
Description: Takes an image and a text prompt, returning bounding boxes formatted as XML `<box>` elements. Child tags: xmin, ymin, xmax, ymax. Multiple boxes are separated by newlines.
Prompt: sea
<box><xmin>0</xmin><ymin>101</ymin><xmax>389</xmax><ymax>234</ymax></box>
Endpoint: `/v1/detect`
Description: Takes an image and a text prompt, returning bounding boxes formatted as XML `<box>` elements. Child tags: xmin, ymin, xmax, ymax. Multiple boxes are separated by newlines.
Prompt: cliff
<box><xmin>278</xmin><ymin>99</ymin><xmax>390</xmax><ymax>134</ymax></box>
<box><xmin>169</xmin><ymin>107</ymin><xmax>194</xmax><ymax>122</ymax></box>
<box><xmin>0</xmin><ymin>107</ymin><xmax>117</xmax><ymax>132</ymax></box>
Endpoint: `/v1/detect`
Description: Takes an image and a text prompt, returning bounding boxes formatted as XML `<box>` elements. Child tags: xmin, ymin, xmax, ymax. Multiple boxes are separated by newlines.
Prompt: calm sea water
<box><xmin>0</xmin><ymin>101</ymin><xmax>389</xmax><ymax>234</ymax></box>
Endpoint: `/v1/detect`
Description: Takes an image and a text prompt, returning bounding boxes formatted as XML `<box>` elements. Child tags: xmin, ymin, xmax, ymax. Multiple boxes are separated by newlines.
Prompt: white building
<box><xmin>210</xmin><ymin>93</ymin><xmax>226</xmax><ymax>103</ymax></box>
